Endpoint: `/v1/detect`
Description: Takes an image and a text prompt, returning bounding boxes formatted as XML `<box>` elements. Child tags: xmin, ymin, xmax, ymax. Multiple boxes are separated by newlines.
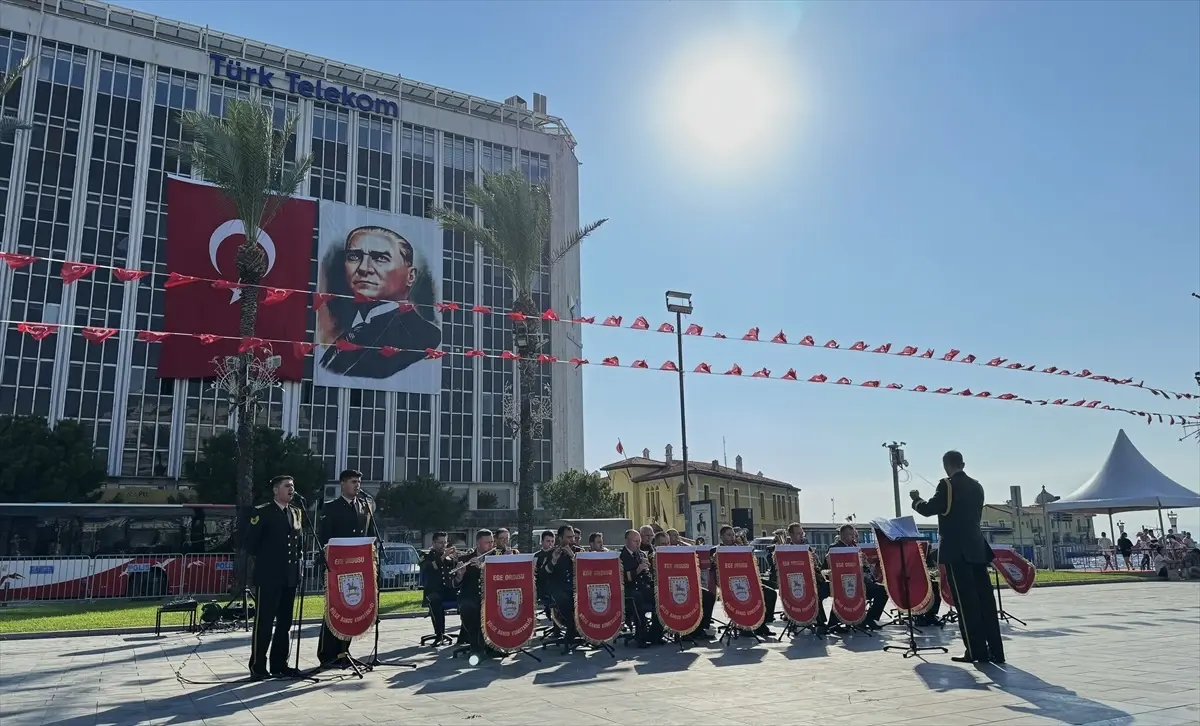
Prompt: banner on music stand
<box><xmin>481</xmin><ymin>554</ymin><xmax>537</xmax><ymax>653</ymax></box>
<box><xmin>827</xmin><ymin>546</ymin><xmax>868</xmax><ymax>626</ymax></box>
<box><xmin>324</xmin><ymin>537</ymin><xmax>378</xmax><ymax>640</ymax></box>
<box><xmin>991</xmin><ymin>545</ymin><xmax>1036</xmax><ymax>594</ymax></box>
<box><xmin>695</xmin><ymin>546</ymin><xmax>716</xmax><ymax>593</ymax></box>
<box><xmin>715</xmin><ymin>546</ymin><xmax>765</xmax><ymax>631</ymax></box>
<box><xmin>773</xmin><ymin>544</ymin><xmax>820</xmax><ymax>625</ymax></box>
<box><xmin>938</xmin><ymin>563</ymin><xmax>955</xmax><ymax>607</ymax></box>
<box><xmin>859</xmin><ymin>543</ymin><xmax>883</xmax><ymax>583</ymax></box>
<box><xmin>873</xmin><ymin>529</ymin><xmax>933</xmax><ymax>615</ymax></box>
<box><xmin>653</xmin><ymin>546</ymin><xmax>702</xmax><ymax>636</ymax></box>
<box><xmin>573</xmin><ymin>551</ymin><xmax>624</xmax><ymax>644</ymax></box>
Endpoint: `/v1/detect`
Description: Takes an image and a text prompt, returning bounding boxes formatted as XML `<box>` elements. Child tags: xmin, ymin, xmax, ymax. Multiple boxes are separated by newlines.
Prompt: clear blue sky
<box><xmin>123</xmin><ymin>0</ymin><xmax>1200</xmax><ymax>534</ymax></box>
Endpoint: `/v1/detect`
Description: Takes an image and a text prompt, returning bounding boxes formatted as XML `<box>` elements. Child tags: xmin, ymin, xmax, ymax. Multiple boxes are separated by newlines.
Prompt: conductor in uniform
<box><xmin>244</xmin><ymin>474</ymin><xmax>304</xmax><ymax>680</ymax></box>
<box><xmin>317</xmin><ymin>468</ymin><xmax>373</xmax><ymax>668</ymax></box>
<box><xmin>911</xmin><ymin>450</ymin><xmax>1005</xmax><ymax>664</ymax></box>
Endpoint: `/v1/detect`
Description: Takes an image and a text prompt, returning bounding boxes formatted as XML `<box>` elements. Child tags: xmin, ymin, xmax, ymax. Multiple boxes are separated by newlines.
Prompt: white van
<box><xmin>379</xmin><ymin>542</ymin><xmax>420</xmax><ymax>590</ymax></box>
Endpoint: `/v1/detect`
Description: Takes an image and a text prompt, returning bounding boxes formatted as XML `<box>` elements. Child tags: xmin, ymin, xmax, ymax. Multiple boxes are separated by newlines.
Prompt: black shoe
<box><xmin>951</xmin><ymin>654</ymin><xmax>987</xmax><ymax>663</ymax></box>
<box><xmin>271</xmin><ymin>667</ymin><xmax>303</xmax><ymax>678</ymax></box>
<box><xmin>755</xmin><ymin>625</ymin><xmax>773</xmax><ymax>637</ymax></box>
<box><xmin>249</xmin><ymin>668</ymin><xmax>270</xmax><ymax>681</ymax></box>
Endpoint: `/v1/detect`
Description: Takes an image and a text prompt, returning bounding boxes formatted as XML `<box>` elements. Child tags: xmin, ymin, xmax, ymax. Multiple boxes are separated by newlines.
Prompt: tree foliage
<box><xmin>186</xmin><ymin>426</ymin><xmax>325</xmax><ymax>505</ymax></box>
<box><xmin>433</xmin><ymin>168</ymin><xmax>608</xmax><ymax>551</ymax></box>
<box><xmin>0</xmin><ymin>52</ymin><xmax>33</xmax><ymax>140</ymax></box>
<box><xmin>538</xmin><ymin>470</ymin><xmax>624</xmax><ymax>520</ymax></box>
<box><xmin>0</xmin><ymin>415</ymin><xmax>107</xmax><ymax>503</ymax></box>
<box><xmin>376</xmin><ymin>476</ymin><xmax>468</xmax><ymax>535</ymax></box>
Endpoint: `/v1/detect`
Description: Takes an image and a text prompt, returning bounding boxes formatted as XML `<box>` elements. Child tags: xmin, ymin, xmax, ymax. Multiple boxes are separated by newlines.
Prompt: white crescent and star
<box><xmin>208</xmin><ymin>220</ymin><xmax>277</xmax><ymax>304</ymax></box>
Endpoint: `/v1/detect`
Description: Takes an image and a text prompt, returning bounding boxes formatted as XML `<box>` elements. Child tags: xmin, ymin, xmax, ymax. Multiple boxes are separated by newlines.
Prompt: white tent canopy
<box><xmin>1046</xmin><ymin>429</ymin><xmax>1200</xmax><ymax>515</ymax></box>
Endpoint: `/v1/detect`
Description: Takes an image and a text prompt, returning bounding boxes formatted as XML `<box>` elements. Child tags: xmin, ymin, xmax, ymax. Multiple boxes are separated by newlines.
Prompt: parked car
<box><xmin>379</xmin><ymin>543</ymin><xmax>420</xmax><ymax>590</ymax></box>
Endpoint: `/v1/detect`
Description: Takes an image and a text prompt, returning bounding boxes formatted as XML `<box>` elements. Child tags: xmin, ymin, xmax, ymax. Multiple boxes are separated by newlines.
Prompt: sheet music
<box><xmin>871</xmin><ymin>516</ymin><xmax>921</xmax><ymax>541</ymax></box>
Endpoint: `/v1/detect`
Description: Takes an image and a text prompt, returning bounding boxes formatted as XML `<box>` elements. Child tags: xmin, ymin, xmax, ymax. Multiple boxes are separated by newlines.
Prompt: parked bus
<box><xmin>0</xmin><ymin>502</ymin><xmax>238</xmax><ymax>602</ymax></box>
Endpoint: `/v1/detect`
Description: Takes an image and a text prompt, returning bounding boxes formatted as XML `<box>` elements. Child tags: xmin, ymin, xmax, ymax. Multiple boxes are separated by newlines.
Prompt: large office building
<box><xmin>0</xmin><ymin>0</ymin><xmax>585</xmax><ymax>517</ymax></box>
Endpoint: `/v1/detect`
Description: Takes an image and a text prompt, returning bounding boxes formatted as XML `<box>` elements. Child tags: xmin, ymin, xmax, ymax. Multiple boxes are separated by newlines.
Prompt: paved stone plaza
<box><xmin>1</xmin><ymin>581</ymin><xmax>1197</xmax><ymax>726</ymax></box>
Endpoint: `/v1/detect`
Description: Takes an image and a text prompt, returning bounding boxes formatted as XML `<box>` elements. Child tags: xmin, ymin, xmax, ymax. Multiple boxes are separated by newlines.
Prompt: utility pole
<box><xmin>883</xmin><ymin>442</ymin><xmax>908</xmax><ymax>518</ymax></box>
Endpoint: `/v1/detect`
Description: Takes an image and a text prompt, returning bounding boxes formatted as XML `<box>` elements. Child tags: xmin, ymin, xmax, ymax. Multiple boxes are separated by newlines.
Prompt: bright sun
<box><xmin>664</xmin><ymin>39</ymin><xmax>799</xmax><ymax>168</ymax></box>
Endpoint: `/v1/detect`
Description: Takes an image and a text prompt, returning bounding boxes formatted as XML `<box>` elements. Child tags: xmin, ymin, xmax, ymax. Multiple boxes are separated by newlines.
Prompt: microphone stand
<box><xmin>361</xmin><ymin>493</ymin><xmax>416</xmax><ymax>671</ymax></box>
<box><xmin>287</xmin><ymin>494</ymin><xmax>321</xmax><ymax>679</ymax></box>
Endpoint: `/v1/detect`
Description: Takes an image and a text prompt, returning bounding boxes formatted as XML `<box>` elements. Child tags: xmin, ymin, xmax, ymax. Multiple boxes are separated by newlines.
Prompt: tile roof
<box><xmin>603</xmin><ymin>457</ymin><xmax>796</xmax><ymax>490</ymax></box>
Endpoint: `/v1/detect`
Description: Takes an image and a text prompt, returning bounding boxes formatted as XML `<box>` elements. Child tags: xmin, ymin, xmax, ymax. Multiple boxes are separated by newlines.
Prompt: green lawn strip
<box><xmin>0</xmin><ymin>590</ymin><xmax>424</xmax><ymax>635</ymax></box>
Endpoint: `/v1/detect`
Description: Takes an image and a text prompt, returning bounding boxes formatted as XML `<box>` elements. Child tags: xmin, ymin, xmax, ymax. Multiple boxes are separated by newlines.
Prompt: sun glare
<box><xmin>662</xmin><ymin>39</ymin><xmax>799</xmax><ymax>169</ymax></box>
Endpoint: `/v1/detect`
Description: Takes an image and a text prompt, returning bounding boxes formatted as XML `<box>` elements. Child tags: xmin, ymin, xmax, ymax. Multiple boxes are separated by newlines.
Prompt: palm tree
<box><xmin>434</xmin><ymin>167</ymin><xmax>607</xmax><ymax>553</ymax></box>
<box><xmin>0</xmin><ymin>53</ymin><xmax>33</xmax><ymax>141</ymax></box>
<box><xmin>180</xmin><ymin>100</ymin><xmax>312</xmax><ymax>583</ymax></box>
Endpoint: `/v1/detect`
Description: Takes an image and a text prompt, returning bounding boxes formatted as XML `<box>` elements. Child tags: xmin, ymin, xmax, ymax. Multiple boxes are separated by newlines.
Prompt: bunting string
<box><xmin>1</xmin><ymin>251</ymin><xmax>1193</xmax><ymax>402</ymax></box>
<box><xmin>4</xmin><ymin>318</ymin><xmax>1196</xmax><ymax>428</ymax></box>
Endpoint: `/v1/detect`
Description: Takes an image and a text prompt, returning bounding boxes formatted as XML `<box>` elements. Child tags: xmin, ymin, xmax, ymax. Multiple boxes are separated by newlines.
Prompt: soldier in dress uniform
<box><xmin>911</xmin><ymin>450</ymin><xmax>1005</xmax><ymax>664</ymax></box>
<box><xmin>245</xmin><ymin>475</ymin><xmax>304</xmax><ymax>680</ymax></box>
<box><xmin>619</xmin><ymin>529</ymin><xmax>663</xmax><ymax>647</ymax></box>
<box><xmin>419</xmin><ymin>531</ymin><xmax>455</xmax><ymax>645</ymax></box>
<box><xmin>316</xmin><ymin>468</ymin><xmax>373</xmax><ymax>668</ymax></box>
<box><xmin>454</xmin><ymin>529</ymin><xmax>500</xmax><ymax>658</ymax></box>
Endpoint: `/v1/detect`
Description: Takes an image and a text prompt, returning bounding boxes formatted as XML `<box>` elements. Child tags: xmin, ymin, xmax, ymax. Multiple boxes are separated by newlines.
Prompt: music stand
<box><xmin>992</xmin><ymin>567</ymin><xmax>1026</xmax><ymax>626</ymax></box>
<box><xmin>882</xmin><ymin>537</ymin><xmax>948</xmax><ymax>659</ymax></box>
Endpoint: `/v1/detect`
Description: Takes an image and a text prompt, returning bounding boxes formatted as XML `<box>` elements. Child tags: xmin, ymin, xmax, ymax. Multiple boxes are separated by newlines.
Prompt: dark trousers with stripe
<box><xmin>250</xmin><ymin>585</ymin><xmax>296</xmax><ymax>674</ymax></box>
<box><xmin>945</xmin><ymin>563</ymin><xmax>1004</xmax><ymax>661</ymax></box>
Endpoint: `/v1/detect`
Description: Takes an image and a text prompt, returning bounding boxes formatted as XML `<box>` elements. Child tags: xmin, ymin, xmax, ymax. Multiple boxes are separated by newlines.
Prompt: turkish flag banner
<box><xmin>715</xmin><ymin>546</ymin><xmax>765</xmax><ymax>631</ymax></box>
<box><xmin>991</xmin><ymin>545</ymin><xmax>1036</xmax><ymax>594</ymax></box>
<box><xmin>653</xmin><ymin>546</ymin><xmax>702</xmax><ymax>636</ymax></box>
<box><xmin>324</xmin><ymin>537</ymin><xmax>378</xmax><ymax>641</ymax></box>
<box><xmin>694</xmin><ymin>546</ymin><xmax>716</xmax><ymax>593</ymax></box>
<box><xmin>481</xmin><ymin>554</ymin><xmax>537</xmax><ymax>653</ymax></box>
<box><xmin>827</xmin><ymin>546</ymin><xmax>868</xmax><ymax>625</ymax></box>
<box><xmin>772</xmin><ymin>545</ymin><xmax>820</xmax><ymax>625</ymax></box>
<box><xmin>572</xmin><ymin>551</ymin><xmax>624</xmax><ymax>645</ymax></box>
<box><xmin>873</xmin><ymin>529</ymin><xmax>933</xmax><ymax>615</ymax></box>
<box><xmin>938</xmin><ymin>563</ymin><xmax>955</xmax><ymax>607</ymax></box>
<box><xmin>160</xmin><ymin>177</ymin><xmax>315</xmax><ymax>379</ymax></box>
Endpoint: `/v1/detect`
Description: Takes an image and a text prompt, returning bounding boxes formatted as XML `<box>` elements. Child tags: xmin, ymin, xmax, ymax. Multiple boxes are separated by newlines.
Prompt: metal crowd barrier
<box><xmin>0</xmin><ymin>551</ymin><xmax>419</xmax><ymax>605</ymax></box>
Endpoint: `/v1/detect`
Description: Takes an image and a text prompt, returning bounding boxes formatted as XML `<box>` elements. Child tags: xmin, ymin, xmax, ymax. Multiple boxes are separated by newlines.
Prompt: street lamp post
<box><xmin>667</xmin><ymin>291</ymin><xmax>693</xmax><ymax>531</ymax></box>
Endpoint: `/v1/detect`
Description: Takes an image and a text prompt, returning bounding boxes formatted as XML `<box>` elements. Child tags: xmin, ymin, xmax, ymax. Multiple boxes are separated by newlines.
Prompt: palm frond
<box><xmin>0</xmin><ymin>53</ymin><xmax>33</xmax><ymax>99</ymax></box>
<box><xmin>549</xmin><ymin>218</ymin><xmax>609</xmax><ymax>266</ymax></box>
<box><xmin>0</xmin><ymin>117</ymin><xmax>32</xmax><ymax>139</ymax></box>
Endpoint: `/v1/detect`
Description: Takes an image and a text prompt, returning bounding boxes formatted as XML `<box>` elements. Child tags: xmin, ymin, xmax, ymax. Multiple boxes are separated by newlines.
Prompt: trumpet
<box><xmin>450</xmin><ymin>546</ymin><xmax>497</xmax><ymax>574</ymax></box>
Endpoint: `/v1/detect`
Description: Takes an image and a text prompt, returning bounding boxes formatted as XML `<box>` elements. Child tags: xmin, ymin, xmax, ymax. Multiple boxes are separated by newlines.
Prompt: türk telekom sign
<box><xmin>208</xmin><ymin>53</ymin><xmax>400</xmax><ymax>118</ymax></box>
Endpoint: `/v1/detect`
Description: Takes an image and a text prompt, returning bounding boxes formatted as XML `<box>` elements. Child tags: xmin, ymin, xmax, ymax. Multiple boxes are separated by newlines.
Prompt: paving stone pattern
<box><xmin>0</xmin><ymin>581</ymin><xmax>1197</xmax><ymax>726</ymax></box>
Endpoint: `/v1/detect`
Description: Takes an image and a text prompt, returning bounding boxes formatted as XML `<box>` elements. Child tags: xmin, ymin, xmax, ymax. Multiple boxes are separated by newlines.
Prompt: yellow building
<box><xmin>980</xmin><ymin>502</ymin><xmax>1096</xmax><ymax>546</ymax></box>
<box><xmin>602</xmin><ymin>446</ymin><xmax>800</xmax><ymax>538</ymax></box>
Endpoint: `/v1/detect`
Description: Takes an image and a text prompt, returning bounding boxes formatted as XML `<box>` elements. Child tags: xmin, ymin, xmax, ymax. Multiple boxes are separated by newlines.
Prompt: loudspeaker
<box><xmin>731</xmin><ymin>508</ymin><xmax>753</xmax><ymax>535</ymax></box>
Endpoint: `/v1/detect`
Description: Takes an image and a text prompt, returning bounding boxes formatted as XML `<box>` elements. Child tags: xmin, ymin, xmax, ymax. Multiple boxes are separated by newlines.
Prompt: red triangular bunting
<box><xmin>61</xmin><ymin>262</ymin><xmax>98</xmax><ymax>284</ymax></box>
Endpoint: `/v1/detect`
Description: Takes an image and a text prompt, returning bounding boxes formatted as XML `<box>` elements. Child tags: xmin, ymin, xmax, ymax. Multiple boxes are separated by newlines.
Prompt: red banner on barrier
<box><xmin>653</xmin><ymin>546</ymin><xmax>702</xmax><ymax>636</ymax></box>
<box><xmin>773</xmin><ymin>544</ymin><xmax>820</xmax><ymax>625</ymax></box>
<box><xmin>874</xmin><ymin>532</ymin><xmax>933</xmax><ymax>615</ymax></box>
<box><xmin>695</xmin><ymin>546</ymin><xmax>716</xmax><ymax>593</ymax></box>
<box><xmin>827</xmin><ymin>546</ymin><xmax>868</xmax><ymax>625</ymax></box>
<box><xmin>481</xmin><ymin>554</ymin><xmax>537</xmax><ymax>653</ymax></box>
<box><xmin>992</xmin><ymin>545</ymin><xmax>1036</xmax><ymax>594</ymax></box>
<box><xmin>715</xmin><ymin>546</ymin><xmax>766</xmax><ymax>631</ymax></box>
<box><xmin>938</xmin><ymin>563</ymin><xmax>955</xmax><ymax>607</ymax></box>
<box><xmin>573</xmin><ymin>551</ymin><xmax>624</xmax><ymax>644</ymax></box>
<box><xmin>324</xmin><ymin>537</ymin><xmax>378</xmax><ymax>640</ymax></box>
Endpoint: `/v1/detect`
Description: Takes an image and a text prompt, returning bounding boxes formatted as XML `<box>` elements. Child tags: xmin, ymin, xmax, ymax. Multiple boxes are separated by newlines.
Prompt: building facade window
<box><xmin>398</xmin><ymin>123</ymin><xmax>434</xmax><ymax>218</ymax></box>
<box><xmin>478</xmin><ymin>141</ymin><xmax>514</xmax><ymax>484</ymax></box>
<box><xmin>124</xmin><ymin>66</ymin><xmax>197</xmax><ymax>477</ymax></box>
<box><xmin>393</xmin><ymin>391</ymin><xmax>432</xmax><ymax>482</ymax></box>
<box><xmin>345</xmin><ymin>388</ymin><xmax>387</xmax><ymax>481</ymax></box>
<box><xmin>309</xmin><ymin>104</ymin><xmax>349</xmax><ymax>202</ymax></box>
<box><xmin>355</xmin><ymin>115</ymin><xmax>392</xmax><ymax>211</ymax></box>
<box><xmin>63</xmin><ymin>54</ymin><xmax>145</xmax><ymax>462</ymax></box>
<box><xmin>0</xmin><ymin>31</ymin><xmax>30</xmax><ymax>266</ymax></box>
<box><xmin>438</xmin><ymin>132</ymin><xmax>475</xmax><ymax>483</ymax></box>
<box><xmin>519</xmin><ymin>150</ymin><xmax>553</xmax><ymax>484</ymax></box>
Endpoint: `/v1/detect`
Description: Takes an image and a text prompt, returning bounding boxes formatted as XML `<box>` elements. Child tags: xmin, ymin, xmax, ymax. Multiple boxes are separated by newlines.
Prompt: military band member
<box><xmin>823</xmin><ymin>524</ymin><xmax>888</xmax><ymax>629</ymax></box>
<box><xmin>495</xmin><ymin>527</ymin><xmax>518</xmax><ymax>554</ymax></box>
<box><xmin>665</xmin><ymin>528</ymin><xmax>695</xmax><ymax>546</ymax></box>
<box><xmin>619</xmin><ymin>529</ymin><xmax>664</xmax><ymax>646</ymax></box>
<box><xmin>454</xmin><ymin>529</ymin><xmax>500</xmax><ymax>658</ymax></box>
<box><xmin>244</xmin><ymin>475</ymin><xmax>304</xmax><ymax>679</ymax></box>
<box><xmin>587</xmin><ymin>532</ymin><xmax>606</xmax><ymax>552</ymax></box>
<box><xmin>911</xmin><ymin>450</ymin><xmax>1004</xmax><ymax>664</ymax></box>
<box><xmin>534</xmin><ymin>530</ymin><xmax>556</xmax><ymax>623</ymax></box>
<box><xmin>638</xmin><ymin>525</ymin><xmax>656</xmax><ymax>554</ymax></box>
<box><xmin>419</xmin><ymin>531</ymin><xmax>455</xmax><ymax>644</ymax></box>
<box><xmin>784</xmin><ymin>523</ymin><xmax>831</xmax><ymax>626</ymax></box>
<box><xmin>715</xmin><ymin>525</ymin><xmax>773</xmax><ymax>637</ymax></box>
<box><xmin>651</xmin><ymin>531</ymin><xmax>669</xmax><ymax>549</ymax></box>
<box><xmin>317</xmin><ymin>468</ymin><xmax>372</xmax><ymax>668</ymax></box>
<box><xmin>545</xmin><ymin>524</ymin><xmax>581</xmax><ymax>640</ymax></box>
